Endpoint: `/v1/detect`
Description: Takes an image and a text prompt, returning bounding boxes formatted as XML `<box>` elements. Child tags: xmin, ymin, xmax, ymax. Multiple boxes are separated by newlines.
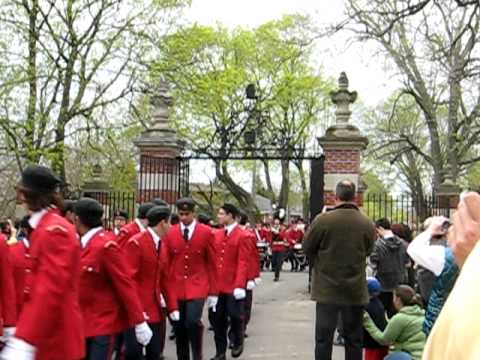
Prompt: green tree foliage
<box><xmin>151</xmin><ymin>15</ymin><xmax>332</xmax><ymax>220</ymax></box>
<box><xmin>0</xmin><ymin>0</ymin><xmax>188</xmax><ymax>180</ymax></box>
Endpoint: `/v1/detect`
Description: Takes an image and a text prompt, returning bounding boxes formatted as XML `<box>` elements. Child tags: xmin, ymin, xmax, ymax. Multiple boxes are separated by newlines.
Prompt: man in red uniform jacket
<box><xmin>162</xmin><ymin>197</ymin><xmax>217</xmax><ymax>360</ymax></box>
<box><xmin>211</xmin><ymin>204</ymin><xmax>249</xmax><ymax>360</ymax></box>
<box><xmin>8</xmin><ymin>216</ymin><xmax>32</xmax><ymax>320</ymax></box>
<box><xmin>123</xmin><ymin>205</ymin><xmax>177</xmax><ymax>360</ymax></box>
<box><xmin>113</xmin><ymin>209</ymin><xmax>129</xmax><ymax>237</ymax></box>
<box><xmin>271</xmin><ymin>221</ymin><xmax>289</xmax><ymax>282</ymax></box>
<box><xmin>1</xmin><ymin>165</ymin><xmax>84</xmax><ymax>360</ymax></box>
<box><xmin>0</xmin><ymin>232</ymin><xmax>16</xmax><ymax>342</ymax></box>
<box><xmin>116</xmin><ymin>202</ymin><xmax>155</xmax><ymax>247</ymax></box>
<box><xmin>73</xmin><ymin>198</ymin><xmax>153</xmax><ymax>360</ymax></box>
<box><xmin>237</xmin><ymin>212</ymin><xmax>261</xmax><ymax>337</ymax></box>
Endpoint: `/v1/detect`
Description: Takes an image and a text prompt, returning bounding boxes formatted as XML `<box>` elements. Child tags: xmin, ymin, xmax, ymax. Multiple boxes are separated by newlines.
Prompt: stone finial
<box><xmin>150</xmin><ymin>80</ymin><xmax>174</xmax><ymax>131</ymax></box>
<box><xmin>330</xmin><ymin>72</ymin><xmax>358</xmax><ymax>125</ymax></box>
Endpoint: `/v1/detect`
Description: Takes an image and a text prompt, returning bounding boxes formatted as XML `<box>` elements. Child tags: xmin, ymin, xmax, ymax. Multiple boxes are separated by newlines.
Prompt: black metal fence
<box><xmin>364</xmin><ymin>193</ymin><xmax>456</xmax><ymax>230</ymax></box>
<box><xmin>82</xmin><ymin>191</ymin><xmax>137</xmax><ymax>230</ymax></box>
<box><xmin>83</xmin><ymin>156</ymin><xmax>191</xmax><ymax>229</ymax></box>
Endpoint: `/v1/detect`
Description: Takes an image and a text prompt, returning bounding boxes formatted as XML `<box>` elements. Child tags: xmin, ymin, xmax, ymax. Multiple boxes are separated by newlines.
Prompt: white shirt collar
<box><xmin>135</xmin><ymin>218</ymin><xmax>145</xmax><ymax>231</ymax></box>
<box><xmin>147</xmin><ymin>227</ymin><xmax>161</xmax><ymax>250</ymax></box>
<box><xmin>180</xmin><ymin>220</ymin><xmax>196</xmax><ymax>241</ymax></box>
<box><xmin>28</xmin><ymin>209</ymin><xmax>49</xmax><ymax>229</ymax></box>
<box><xmin>81</xmin><ymin>227</ymin><xmax>103</xmax><ymax>248</ymax></box>
<box><xmin>225</xmin><ymin>222</ymin><xmax>238</xmax><ymax>236</ymax></box>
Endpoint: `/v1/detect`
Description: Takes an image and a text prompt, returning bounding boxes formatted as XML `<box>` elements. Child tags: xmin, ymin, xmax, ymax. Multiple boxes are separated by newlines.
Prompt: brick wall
<box><xmin>324</xmin><ymin>191</ymin><xmax>364</xmax><ymax>207</ymax></box>
<box><xmin>324</xmin><ymin>149</ymin><xmax>360</xmax><ymax>174</ymax></box>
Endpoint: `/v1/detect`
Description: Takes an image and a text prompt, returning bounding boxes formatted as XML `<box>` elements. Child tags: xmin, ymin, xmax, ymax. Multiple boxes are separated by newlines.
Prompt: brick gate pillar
<box><xmin>133</xmin><ymin>82</ymin><xmax>186</xmax><ymax>204</ymax></box>
<box><xmin>318</xmin><ymin>72</ymin><xmax>368</xmax><ymax>207</ymax></box>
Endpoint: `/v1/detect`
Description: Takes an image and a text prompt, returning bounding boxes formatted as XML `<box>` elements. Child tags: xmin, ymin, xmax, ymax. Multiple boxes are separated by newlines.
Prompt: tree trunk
<box><xmin>25</xmin><ymin>0</ymin><xmax>39</xmax><ymax>163</ymax></box>
<box><xmin>262</xmin><ymin>159</ymin><xmax>276</xmax><ymax>203</ymax></box>
<box><xmin>278</xmin><ymin>159</ymin><xmax>290</xmax><ymax>210</ymax></box>
<box><xmin>294</xmin><ymin>159</ymin><xmax>309</xmax><ymax>220</ymax></box>
<box><xmin>215</xmin><ymin>160</ymin><xmax>257</xmax><ymax>223</ymax></box>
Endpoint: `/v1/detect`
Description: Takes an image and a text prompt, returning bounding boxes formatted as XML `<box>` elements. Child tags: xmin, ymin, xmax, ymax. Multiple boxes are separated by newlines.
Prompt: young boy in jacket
<box><xmin>363</xmin><ymin>277</ymin><xmax>389</xmax><ymax>360</ymax></box>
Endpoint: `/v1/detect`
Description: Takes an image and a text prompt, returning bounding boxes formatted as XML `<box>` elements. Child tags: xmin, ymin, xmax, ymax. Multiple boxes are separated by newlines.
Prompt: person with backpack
<box><xmin>371</xmin><ymin>219</ymin><xmax>409</xmax><ymax>318</ymax></box>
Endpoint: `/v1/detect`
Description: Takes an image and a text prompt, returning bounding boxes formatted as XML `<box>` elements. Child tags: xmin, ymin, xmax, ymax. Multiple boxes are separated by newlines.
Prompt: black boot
<box><xmin>231</xmin><ymin>343</ymin><xmax>244</xmax><ymax>358</ymax></box>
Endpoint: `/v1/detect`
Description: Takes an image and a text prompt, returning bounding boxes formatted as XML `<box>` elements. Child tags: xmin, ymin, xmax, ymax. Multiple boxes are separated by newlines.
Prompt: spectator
<box><xmin>371</xmin><ymin>218</ymin><xmax>409</xmax><ymax>318</ymax></box>
<box><xmin>363</xmin><ymin>277</ymin><xmax>389</xmax><ymax>360</ymax></box>
<box><xmin>407</xmin><ymin>217</ymin><xmax>459</xmax><ymax>336</ymax></box>
<box><xmin>304</xmin><ymin>180</ymin><xmax>375</xmax><ymax>360</ymax></box>
<box><xmin>363</xmin><ymin>285</ymin><xmax>426</xmax><ymax>360</ymax></box>
<box><xmin>414</xmin><ymin>218</ymin><xmax>448</xmax><ymax>305</ymax></box>
<box><xmin>392</xmin><ymin>223</ymin><xmax>415</xmax><ymax>287</ymax></box>
<box><xmin>422</xmin><ymin>192</ymin><xmax>480</xmax><ymax>359</ymax></box>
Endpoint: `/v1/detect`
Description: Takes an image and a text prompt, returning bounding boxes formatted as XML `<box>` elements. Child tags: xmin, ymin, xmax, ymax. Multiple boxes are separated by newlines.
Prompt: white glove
<box><xmin>207</xmin><ymin>296</ymin><xmax>219</xmax><ymax>312</ymax></box>
<box><xmin>170</xmin><ymin>310</ymin><xmax>180</xmax><ymax>322</ymax></box>
<box><xmin>254</xmin><ymin>277</ymin><xmax>262</xmax><ymax>286</ymax></box>
<box><xmin>0</xmin><ymin>327</ymin><xmax>15</xmax><ymax>343</ymax></box>
<box><xmin>246</xmin><ymin>280</ymin><xmax>256</xmax><ymax>290</ymax></box>
<box><xmin>0</xmin><ymin>337</ymin><xmax>36</xmax><ymax>360</ymax></box>
<box><xmin>233</xmin><ymin>288</ymin><xmax>246</xmax><ymax>300</ymax></box>
<box><xmin>134</xmin><ymin>321</ymin><xmax>153</xmax><ymax>347</ymax></box>
<box><xmin>160</xmin><ymin>295</ymin><xmax>167</xmax><ymax>308</ymax></box>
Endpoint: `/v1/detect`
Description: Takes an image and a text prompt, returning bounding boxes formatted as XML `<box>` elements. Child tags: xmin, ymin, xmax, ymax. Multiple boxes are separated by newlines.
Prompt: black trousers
<box><xmin>315</xmin><ymin>303</ymin><xmax>363</xmax><ymax>360</ymax></box>
<box><xmin>124</xmin><ymin>322</ymin><xmax>163</xmax><ymax>360</ymax></box>
<box><xmin>271</xmin><ymin>251</ymin><xmax>285</xmax><ymax>280</ymax></box>
<box><xmin>173</xmin><ymin>299</ymin><xmax>205</xmax><ymax>360</ymax></box>
<box><xmin>85</xmin><ymin>335</ymin><xmax>115</xmax><ymax>360</ymax></box>
<box><xmin>288</xmin><ymin>249</ymin><xmax>299</xmax><ymax>271</ymax></box>
<box><xmin>379</xmin><ymin>291</ymin><xmax>396</xmax><ymax>319</ymax></box>
<box><xmin>213</xmin><ymin>294</ymin><xmax>245</xmax><ymax>356</ymax></box>
<box><xmin>244</xmin><ymin>289</ymin><xmax>253</xmax><ymax>330</ymax></box>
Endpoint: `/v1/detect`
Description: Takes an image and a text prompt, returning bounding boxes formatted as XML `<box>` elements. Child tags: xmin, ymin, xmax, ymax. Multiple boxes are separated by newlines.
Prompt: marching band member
<box><xmin>162</xmin><ymin>198</ymin><xmax>218</xmax><ymax>360</ymax></box>
<box><xmin>210</xmin><ymin>204</ymin><xmax>249</xmax><ymax>360</ymax></box>
<box><xmin>2</xmin><ymin>165</ymin><xmax>84</xmax><ymax>360</ymax></box>
<box><xmin>73</xmin><ymin>198</ymin><xmax>151</xmax><ymax>360</ymax></box>
<box><xmin>123</xmin><ymin>205</ymin><xmax>177</xmax><ymax>360</ymax></box>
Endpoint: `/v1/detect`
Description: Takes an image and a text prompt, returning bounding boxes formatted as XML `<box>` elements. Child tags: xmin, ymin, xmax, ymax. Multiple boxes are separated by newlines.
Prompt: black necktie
<box><xmin>224</xmin><ymin>229</ymin><xmax>228</xmax><ymax>237</ymax></box>
<box><xmin>183</xmin><ymin>228</ymin><xmax>189</xmax><ymax>241</ymax></box>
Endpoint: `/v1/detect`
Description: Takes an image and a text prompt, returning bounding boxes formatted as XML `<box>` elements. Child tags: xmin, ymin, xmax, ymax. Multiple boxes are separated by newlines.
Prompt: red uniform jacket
<box><xmin>244</xmin><ymin>229</ymin><xmax>260</xmax><ymax>281</ymax></box>
<box><xmin>286</xmin><ymin>229</ymin><xmax>304</xmax><ymax>247</ymax></box>
<box><xmin>271</xmin><ymin>230</ymin><xmax>289</xmax><ymax>253</ymax></box>
<box><xmin>260</xmin><ymin>228</ymin><xmax>273</xmax><ymax>244</ymax></box>
<box><xmin>116</xmin><ymin>220</ymin><xmax>143</xmax><ymax>248</ymax></box>
<box><xmin>79</xmin><ymin>230</ymin><xmax>145</xmax><ymax>338</ymax></box>
<box><xmin>15</xmin><ymin>209</ymin><xmax>84</xmax><ymax>360</ymax></box>
<box><xmin>213</xmin><ymin>226</ymin><xmax>250</xmax><ymax>294</ymax></box>
<box><xmin>0</xmin><ymin>235</ymin><xmax>16</xmax><ymax>332</ymax></box>
<box><xmin>162</xmin><ymin>223</ymin><xmax>217</xmax><ymax>300</ymax></box>
<box><xmin>8</xmin><ymin>239</ymin><xmax>28</xmax><ymax>319</ymax></box>
<box><xmin>123</xmin><ymin>230</ymin><xmax>177</xmax><ymax>323</ymax></box>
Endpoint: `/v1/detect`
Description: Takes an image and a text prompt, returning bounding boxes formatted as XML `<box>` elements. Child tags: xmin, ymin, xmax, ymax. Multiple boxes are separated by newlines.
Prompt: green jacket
<box><xmin>363</xmin><ymin>305</ymin><xmax>426</xmax><ymax>360</ymax></box>
<box><xmin>303</xmin><ymin>203</ymin><xmax>375</xmax><ymax>305</ymax></box>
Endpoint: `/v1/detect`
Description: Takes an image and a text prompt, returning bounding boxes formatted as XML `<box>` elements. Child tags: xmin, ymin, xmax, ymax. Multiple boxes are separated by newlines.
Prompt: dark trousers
<box><xmin>379</xmin><ymin>291</ymin><xmax>396</xmax><ymax>319</ymax></box>
<box><xmin>85</xmin><ymin>335</ymin><xmax>115</xmax><ymax>360</ymax></box>
<box><xmin>288</xmin><ymin>250</ymin><xmax>299</xmax><ymax>271</ymax></box>
<box><xmin>244</xmin><ymin>289</ymin><xmax>253</xmax><ymax>330</ymax></box>
<box><xmin>213</xmin><ymin>294</ymin><xmax>245</xmax><ymax>356</ymax></box>
<box><xmin>271</xmin><ymin>251</ymin><xmax>285</xmax><ymax>280</ymax></box>
<box><xmin>315</xmin><ymin>303</ymin><xmax>363</xmax><ymax>360</ymax></box>
<box><xmin>173</xmin><ymin>299</ymin><xmax>205</xmax><ymax>360</ymax></box>
<box><xmin>124</xmin><ymin>322</ymin><xmax>163</xmax><ymax>360</ymax></box>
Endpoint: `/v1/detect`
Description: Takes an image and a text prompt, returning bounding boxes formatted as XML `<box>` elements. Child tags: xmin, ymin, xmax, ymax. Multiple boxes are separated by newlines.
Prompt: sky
<box><xmin>184</xmin><ymin>0</ymin><xmax>400</xmax><ymax>107</ymax></box>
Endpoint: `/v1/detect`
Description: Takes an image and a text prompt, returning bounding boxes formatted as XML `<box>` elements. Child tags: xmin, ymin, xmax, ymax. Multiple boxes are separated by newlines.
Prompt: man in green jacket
<box><xmin>304</xmin><ymin>180</ymin><xmax>375</xmax><ymax>360</ymax></box>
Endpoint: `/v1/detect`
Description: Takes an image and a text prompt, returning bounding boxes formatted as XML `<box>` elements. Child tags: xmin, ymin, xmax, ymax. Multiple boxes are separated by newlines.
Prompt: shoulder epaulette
<box><xmin>46</xmin><ymin>225</ymin><xmax>68</xmax><ymax>234</ymax></box>
<box><xmin>104</xmin><ymin>240</ymin><xmax>119</xmax><ymax>249</ymax></box>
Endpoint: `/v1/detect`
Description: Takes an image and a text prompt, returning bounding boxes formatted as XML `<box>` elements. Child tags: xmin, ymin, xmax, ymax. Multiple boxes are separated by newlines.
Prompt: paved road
<box><xmin>163</xmin><ymin>271</ymin><xmax>345</xmax><ymax>359</ymax></box>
